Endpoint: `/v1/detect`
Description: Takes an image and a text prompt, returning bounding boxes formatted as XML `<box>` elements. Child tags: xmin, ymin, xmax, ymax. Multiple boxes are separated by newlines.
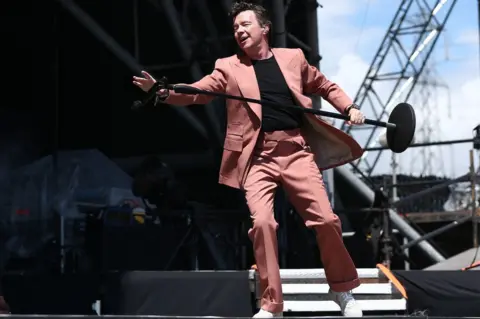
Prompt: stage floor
<box><xmin>0</xmin><ymin>316</ymin><xmax>478</xmax><ymax>319</ymax></box>
<box><xmin>2</xmin><ymin>268</ymin><xmax>480</xmax><ymax>318</ymax></box>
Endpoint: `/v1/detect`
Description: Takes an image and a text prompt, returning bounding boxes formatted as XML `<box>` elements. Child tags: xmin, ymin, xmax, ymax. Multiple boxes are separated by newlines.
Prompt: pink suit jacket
<box><xmin>160</xmin><ymin>48</ymin><xmax>364</xmax><ymax>189</ymax></box>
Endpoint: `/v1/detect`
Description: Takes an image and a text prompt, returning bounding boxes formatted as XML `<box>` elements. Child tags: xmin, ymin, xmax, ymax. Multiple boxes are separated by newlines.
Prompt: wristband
<box><xmin>345</xmin><ymin>103</ymin><xmax>359</xmax><ymax>115</ymax></box>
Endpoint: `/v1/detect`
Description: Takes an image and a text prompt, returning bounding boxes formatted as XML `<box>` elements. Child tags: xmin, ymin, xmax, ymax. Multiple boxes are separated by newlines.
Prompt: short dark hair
<box><xmin>229</xmin><ymin>1</ymin><xmax>271</xmax><ymax>29</ymax></box>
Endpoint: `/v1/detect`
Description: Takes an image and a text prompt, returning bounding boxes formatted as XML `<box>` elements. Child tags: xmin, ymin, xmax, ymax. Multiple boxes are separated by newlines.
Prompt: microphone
<box><xmin>131</xmin><ymin>76</ymin><xmax>201</xmax><ymax>111</ymax></box>
<box><xmin>131</xmin><ymin>81</ymin><xmax>163</xmax><ymax>110</ymax></box>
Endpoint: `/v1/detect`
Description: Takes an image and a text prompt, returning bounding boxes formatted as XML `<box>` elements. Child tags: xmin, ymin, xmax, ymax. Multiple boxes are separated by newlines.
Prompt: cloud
<box><xmin>321</xmin><ymin>53</ymin><xmax>370</xmax><ymax>113</ymax></box>
<box><xmin>318</xmin><ymin>0</ymin><xmax>361</xmax><ymax>17</ymax></box>
<box><xmin>315</xmin><ymin>0</ymin><xmax>480</xmax><ymax>177</ymax></box>
<box><xmin>456</xmin><ymin>29</ymin><xmax>479</xmax><ymax>46</ymax></box>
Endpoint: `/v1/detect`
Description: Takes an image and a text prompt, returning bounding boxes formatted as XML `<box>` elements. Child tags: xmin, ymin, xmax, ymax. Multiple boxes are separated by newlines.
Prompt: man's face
<box><xmin>233</xmin><ymin>10</ymin><xmax>268</xmax><ymax>51</ymax></box>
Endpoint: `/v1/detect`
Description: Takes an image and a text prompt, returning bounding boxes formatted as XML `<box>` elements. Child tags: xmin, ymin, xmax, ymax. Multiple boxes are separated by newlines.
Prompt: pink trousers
<box><xmin>243</xmin><ymin>129</ymin><xmax>360</xmax><ymax>313</ymax></box>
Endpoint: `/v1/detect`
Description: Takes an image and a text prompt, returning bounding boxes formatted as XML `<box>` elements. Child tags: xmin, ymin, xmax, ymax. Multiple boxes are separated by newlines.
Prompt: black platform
<box><xmin>2</xmin><ymin>269</ymin><xmax>480</xmax><ymax>317</ymax></box>
<box><xmin>393</xmin><ymin>269</ymin><xmax>480</xmax><ymax>317</ymax></box>
<box><xmin>0</xmin><ymin>316</ymin><xmax>479</xmax><ymax>319</ymax></box>
<box><xmin>102</xmin><ymin>271</ymin><xmax>252</xmax><ymax>317</ymax></box>
<box><xmin>1</xmin><ymin>271</ymin><xmax>252</xmax><ymax>317</ymax></box>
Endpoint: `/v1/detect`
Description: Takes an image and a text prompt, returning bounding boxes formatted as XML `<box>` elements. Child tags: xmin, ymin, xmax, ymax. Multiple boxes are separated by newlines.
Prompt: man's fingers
<box><xmin>133</xmin><ymin>76</ymin><xmax>147</xmax><ymax>82</ymax></box>
<box><xmin>348</xmin><ymin>110</ymin><xmax>366</xmax><ymax>124</ymax></box>
<box><xmin>347</xmin><ymin>115</ymin><xmax>361</xmax><ymax>125</ymax></box>
<box><xmin>349</xmin><ymin>113</ymin><xmax>365</xmax><ymax>125</ymax></box>
<box><xmin>142</xmin><ymin>71</ymin><xmax>154</xmax><ymax>80</ymax></box>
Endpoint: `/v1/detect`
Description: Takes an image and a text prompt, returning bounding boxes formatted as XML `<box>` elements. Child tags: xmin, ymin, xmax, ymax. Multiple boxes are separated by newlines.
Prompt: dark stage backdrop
<box><xmin>394</xmin><ymin>270</ymin><xmax>480</xmax><ymax>317</ymax></box>
<box><xmin>103</xmin><ymin>271</ymin><xmax>253</xmax><ymax>317</ymax></box>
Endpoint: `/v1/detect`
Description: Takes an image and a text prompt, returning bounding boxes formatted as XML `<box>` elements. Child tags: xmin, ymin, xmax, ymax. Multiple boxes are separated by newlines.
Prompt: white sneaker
<box><xmin>329</xmin><ymin>289</ymin><xmax>363</xmax><ymax>317</ymax></box>
<box><xmin>252</xmin><ymin>309</ymin><xmax>283</xmax><ymax>318</ymax></box>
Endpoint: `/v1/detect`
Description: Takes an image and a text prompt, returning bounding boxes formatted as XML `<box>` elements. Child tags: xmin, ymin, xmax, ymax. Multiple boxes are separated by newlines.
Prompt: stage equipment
<box><xmin>336</xmin><ymin>190</ymin><xmax>414</xmax><ymax>268</ymax></box>
<box><xmin>132</xmin><ymin>78</ymin><xmax>416</xmax><ymax>153</ymax></box>
<box><xmin>365</xmin><ymin>123</ymin><xmax>480</xmax><ymax>151</ymax></box>
<box><xmin>131</xmin><ymin>156</ymin><xmax>187</xmax><ymax>210</ymax></box>
<box><xmin>130</xmin><ymin>156</ymin><xmax>231</xmax><ymax>270</ymax></box>
<box><xmin>474</xmin><ymin>125</ymin><xmax>480</xmax><ymax>150</ymax></box>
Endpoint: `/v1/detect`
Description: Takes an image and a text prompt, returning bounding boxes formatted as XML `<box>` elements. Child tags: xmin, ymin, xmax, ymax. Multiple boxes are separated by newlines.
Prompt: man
<box><xmin>133</xmin><ymin>2</ymin><xmax>365</xmax><ymax>317</ymax></box>
<box><xmin>0</xmin><ymin>294</ymin><xmax>9</xmax><ymax>314</ymax></box>
<box><xmin>0</xmin><ymin>277</ymin><xmax>9</xmax><ymax>314</ymax></box>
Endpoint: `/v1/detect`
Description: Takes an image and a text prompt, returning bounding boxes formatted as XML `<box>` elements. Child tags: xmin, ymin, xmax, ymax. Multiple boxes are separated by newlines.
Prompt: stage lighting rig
<box><xmin>473</xmin><ymin>125</ymin><xmax>480</xmax><ymax>150</ymax></box>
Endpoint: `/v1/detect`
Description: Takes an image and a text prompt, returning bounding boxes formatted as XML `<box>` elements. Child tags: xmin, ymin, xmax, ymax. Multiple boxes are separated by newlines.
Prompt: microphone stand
<box><xmin>132</xmin><ymin>79</ymin><xmax>391</xmax><ymax>128</ymax></box>
<box><xmin>164</xmin><ymin>84</ymin><xmax>364</xmax><ymax>123</ymax></box>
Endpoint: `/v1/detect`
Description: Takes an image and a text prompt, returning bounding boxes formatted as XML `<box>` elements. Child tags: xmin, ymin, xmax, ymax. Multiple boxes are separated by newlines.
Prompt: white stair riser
<box><xmin>278</xmin><ymin>299</ymin><xmax>407</xmax><ymax>312</ymax></box>
<box><xmin>249</xmin><ymin>268</ymin><xmax>382</xmax><ymax>280</ymax></box>
<box><xmin>277</xmin><ymin>283</ymin><xmax>395</xmax><ymax>295</ymax></box>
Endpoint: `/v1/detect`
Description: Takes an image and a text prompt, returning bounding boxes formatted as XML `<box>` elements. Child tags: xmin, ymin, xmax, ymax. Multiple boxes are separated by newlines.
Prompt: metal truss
<box><xmin>341</xmin><ymin>0</ymin><xmax>458</xmax><ymax>177</ymax></box>
<box><xmin>146</xmin><ymin>0</ymin><xmax>226</xmax><ymax>145</ymax></box>
<box><xmin>56</xmin><ymin>0</ymin><xmax>221</xmax><ymax>146</ymax></box>
<box><xmin>408</xmin><ymin>61</ymin><xmax>450</xmax><ymax>176</ymax></box>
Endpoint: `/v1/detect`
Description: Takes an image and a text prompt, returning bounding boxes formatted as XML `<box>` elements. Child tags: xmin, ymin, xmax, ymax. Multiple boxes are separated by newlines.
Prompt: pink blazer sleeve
<box><xmin>158</xmin><ymin>59</ymin><xmax>228</xmax><ymax>106</ymax></box>
<box><xmin>299</xmin><ymin>49</ymin><xmax>353</xmax><ymax>114</ymax></box>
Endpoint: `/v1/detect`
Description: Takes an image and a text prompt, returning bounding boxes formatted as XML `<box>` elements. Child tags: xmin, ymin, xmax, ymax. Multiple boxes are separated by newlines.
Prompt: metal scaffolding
<box><xmin>341</xmin><ymin>0</ymin><xmax>458</xmax><ymax>177</ymax></box>
<box><xmin>408</xmin><ymin>59</ymin><xmax>451</xmax><ymax>176</ymax></box>
<box><xmin>56</xmin><ymin>0</ymin><xmax>224</xmax><ymax>147</ymax></box>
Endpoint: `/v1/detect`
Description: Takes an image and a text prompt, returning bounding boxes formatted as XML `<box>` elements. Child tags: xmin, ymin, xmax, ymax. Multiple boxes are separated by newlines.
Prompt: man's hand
<box><xmin>133</xmin><ymin>71</ymin><xmax>156</xmax><ymax>92</ymax></box>
<box><xmin>348</xmin><ymin>108</ymin><xmax>365</xmax><ymax>125</ymax></box>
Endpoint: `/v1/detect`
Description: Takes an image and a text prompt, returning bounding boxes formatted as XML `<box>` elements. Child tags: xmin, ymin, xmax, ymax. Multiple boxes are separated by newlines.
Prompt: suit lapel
<box><xmin>271</xmin><ymin>48</ymin><xmax>299</xmax><ymax>92</ymax></box>
<box><xmin>230</xmin><ymin>56</ymin><xmax>261</xmax><ymax>120</ymax></box>
<box><xmin>271</xmin><ymin>48</ymin><xmax>309</xmax><ymax>112</ymax></box>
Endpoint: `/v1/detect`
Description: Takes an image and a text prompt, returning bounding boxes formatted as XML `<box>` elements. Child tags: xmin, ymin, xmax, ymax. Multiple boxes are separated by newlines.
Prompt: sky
<box><xmin>316</xmin><ymin>0</ymin><xmax>480</xmax><ymax>178</ymax></box>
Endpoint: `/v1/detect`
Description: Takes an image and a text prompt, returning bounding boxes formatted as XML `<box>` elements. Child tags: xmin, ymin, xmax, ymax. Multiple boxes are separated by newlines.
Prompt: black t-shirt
<box><xmin>252</xmin><ymin>56</ymin><xmax>303</xmax><ymax>132</ymax></box>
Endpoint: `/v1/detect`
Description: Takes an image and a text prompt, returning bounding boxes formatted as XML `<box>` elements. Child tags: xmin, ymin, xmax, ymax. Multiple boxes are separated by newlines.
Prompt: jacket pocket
<box><xmin>226</xmin><ymin>122</ymin><xmax>243</xmax><ymax>136</ymax></box>
<box><xmin>224</xmin><ymin>122</ymin><xmax>244</xmax><ymax>152</ymax></box>
<box><xmin>224</xmin><ymin>136</ymin><xmax>243</xmax><ymax>152</ymax></box>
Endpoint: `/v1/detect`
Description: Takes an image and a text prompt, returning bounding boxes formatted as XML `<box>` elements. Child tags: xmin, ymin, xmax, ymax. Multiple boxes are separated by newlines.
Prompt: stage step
<box><xmin>282</xmin><ymin>299</ymin><xmax>407</xmax><ymax>312</ymax></box>
<box><xmin>249</xmin><ymin>268</ymin><xmax>407</xmax><ymax>314</ymax></box>
<box><xmin>249</xmin><ymin>268</ymin><xmax>386</xmax><ymax>280</ymax></box>
<box><xmin>281</xmin><ymin>283</ymin><xmax>395</xmax><ymax>295</ymax></box>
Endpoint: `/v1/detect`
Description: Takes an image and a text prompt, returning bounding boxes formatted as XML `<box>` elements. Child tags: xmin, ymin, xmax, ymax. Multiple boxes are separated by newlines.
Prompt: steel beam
<box><xmin>302</xmin><ymin>0</ymin><xmax>334</xmax><ymax>201</ymax></box>
<box><xmin>286</xmin><ymin>33</ymin><xmax>318</xmax><ymax>58</ymax></box>
<box><xmin>341</xmin><ymin>0</ymin><xmax>458</xmax><ymax>176</ymax></box>
<box><xmin>334</xmin><ymin>166</ymin><xmax>445</xmax><ymax>263</ymax></box>
<box><xmin>271</xmin><ymin>0</ymin><xmax>287</xmax><ymax>47</ymax></box>
<box><xmin>155</xmin><ymin>0</ymin><xmax>223</xmax><ymax>146</ymax></box>
<box><xmin>284</xmin><ymin>1</ymin><xmax>322</xmax><ymax>108</ymax></box>
<box><xmin>148</xmin><ymin>61</ymin><xmax>215</xmax><ymax>72</ymax></box>
<box><xmin>55</xmin><ymin>0</ymin><xmax>209</xmax><ymax>140</ymax></box>
<box><xmin>222</xmin><ymin>0</ymin><xmax>233</xmax><ymax>14</ymax></box>
<box><xmin>305</xmin><ymin>0</ymin><xmax>321</xmax><ymax>66</ymax></box>
<box><xmin>195</xmin><ymin>0</ymin><xmax>225</xmax><ymax>56</ymax></box>
<box><xmin>304</xmin><ymin>0</ymin><xmax>322</xmax><ymax>112</ymax></box>
<box><xmin>132</xmin><ymin>0</ymin><xmax>140</xmax><ymax>60</ymax></box>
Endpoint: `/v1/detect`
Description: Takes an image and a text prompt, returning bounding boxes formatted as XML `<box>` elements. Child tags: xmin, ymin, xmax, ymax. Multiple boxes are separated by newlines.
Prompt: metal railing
<box><xmin>388</xmin><ymin>150</ymin><xmax>479</xmax><ymax>252</ymax></box>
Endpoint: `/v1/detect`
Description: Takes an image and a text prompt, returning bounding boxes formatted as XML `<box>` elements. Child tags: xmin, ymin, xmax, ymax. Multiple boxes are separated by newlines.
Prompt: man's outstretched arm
<box><xmin>156</xmin><ymin>59</ymin><xmax>228</xmax><ymax>106</ymax></box>
<box><xmin>299</xmin><ymin>49</ymin><xmax>355</xmax><ymax>115</ymax></box>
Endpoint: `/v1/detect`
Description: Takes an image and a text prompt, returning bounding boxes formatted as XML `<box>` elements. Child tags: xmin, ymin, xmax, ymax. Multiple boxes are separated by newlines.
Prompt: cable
<box><xmin>469</xmin><ymin>246</ymin><xmax>479</xmax><ymax>267</ymax></box>
<box><xmin>477</xmin><ymin>0</ymin><xmax>480</xmax><ymax>81</ymax></box>
<box><xmin>353</xmin><ymin>0</ymin><xmax>372</xmax><ymax>53</ymax></box>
